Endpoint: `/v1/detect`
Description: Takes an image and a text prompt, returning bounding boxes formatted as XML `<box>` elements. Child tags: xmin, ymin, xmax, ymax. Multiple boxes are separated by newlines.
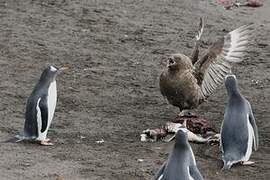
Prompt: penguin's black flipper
<box><xmin>152</xmin><ymin>161</ymin><xmax>166</xmax><ymax>180</ymax></box>
<box><xmin>189</xmin><ymin>165</ymin><xmax>204</xmax><ymax>180</ymax></box>
<box><xmin>39</xmin><ymin>97</ymin><xmax>48</xmax><ymax>133</ymax></box>
<box><xmin>247</xmin><ymin>102</ymin><xmax>259</xmax><ymax>151</ymax></box>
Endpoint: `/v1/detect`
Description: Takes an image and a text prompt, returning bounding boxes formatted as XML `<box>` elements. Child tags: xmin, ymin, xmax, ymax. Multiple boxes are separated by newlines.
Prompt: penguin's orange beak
<box><xmin>58</xmin><ymin>65</ymin><xmax>71</xmax><ymax>72</ymax></box>
<box><xmin>58</xmin><ymin>67</ymin><xmax>69</xmax><ymax>71</ymax></box>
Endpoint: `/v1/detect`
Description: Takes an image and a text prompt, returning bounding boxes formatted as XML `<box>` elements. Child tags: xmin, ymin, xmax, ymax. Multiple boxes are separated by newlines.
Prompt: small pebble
<box><xmin>96</xmin><ymin>139</ymin><xmax>105</xmax><ymax>144</ymax></box>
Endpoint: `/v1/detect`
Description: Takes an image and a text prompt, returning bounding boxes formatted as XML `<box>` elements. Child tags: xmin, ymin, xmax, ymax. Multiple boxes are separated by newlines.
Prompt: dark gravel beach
<box><xmin>0</xmin><ymin>0</ymin><xmax>269</xmax><ymax>179</ymax></box>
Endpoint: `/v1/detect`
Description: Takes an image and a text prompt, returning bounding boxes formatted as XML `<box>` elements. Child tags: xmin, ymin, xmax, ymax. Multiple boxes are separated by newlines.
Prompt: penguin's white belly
<box><xmin>242</xmin><ymin>114</ymin><xmax>254</xmax><ymax>161</ymax></box>
<box><xmin>37</xmin><ymin>81</ymin><xmax>57</xmax><ymax>140</ymax></box>
<box><xmin>47</xmin><ymin>81</ymin><xmax>57</xmax><ymax>128</ymax></box>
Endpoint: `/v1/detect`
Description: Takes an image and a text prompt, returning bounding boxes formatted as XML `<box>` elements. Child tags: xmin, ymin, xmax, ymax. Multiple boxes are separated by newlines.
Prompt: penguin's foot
<box><xmin>40</xmin><ymin>138</ymin><xmax>53</xmax><ymax>146</ymax></box>
<box><xmin>40</xmin><ymin>141</ymin><xmax>54</xmax><ymax>146</ymax></box>
<box><xmin>242</xmin><ymin>161</ymin><xmax>255</xmax><ymax>166</ymax></box>
<box><xmin>44</xmin><ymin>138</ymin><xmax>50</xmax><ymax>142</ymax></box>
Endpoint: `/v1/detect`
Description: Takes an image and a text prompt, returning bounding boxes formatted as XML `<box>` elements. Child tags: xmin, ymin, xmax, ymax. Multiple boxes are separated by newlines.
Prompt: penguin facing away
<box><xmin>221</xmin><ymin>75</ymin><xmax>259</xmax><ymax>169</ymax></box>
<box><xmin>18</xmin><ymin>65</ymin><xmax>67</xmax><ymax>145</ymax></box>
<box><xmin>153</xmin><ymin>128</ymin><xmax>204</xmax><ymax>180</ymax></box>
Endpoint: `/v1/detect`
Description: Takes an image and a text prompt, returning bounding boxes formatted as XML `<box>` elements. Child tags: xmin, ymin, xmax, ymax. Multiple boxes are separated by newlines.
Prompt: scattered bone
<box><xmin>141</xmin><ymin>115</ymin><xmax>219</xmax><ymax>144</ymax></box>
<box><xmin>80</xmin><ymin>136</ymin><xmax>86</xmax><ymax>139</ymax></box>
<box><xmin>165</xmin><ymin>122</ymin><xmax>211</xmax><ymax>143</ymax></box>
<box><xmin>96</xmin><ymin>139</ymin><xmax>105</xmax><ymax>144</ymax></box>
<box><xmin>141</xmin><ymin>128</ymin><xmax>167</xmax><ymax>142</ymax></box>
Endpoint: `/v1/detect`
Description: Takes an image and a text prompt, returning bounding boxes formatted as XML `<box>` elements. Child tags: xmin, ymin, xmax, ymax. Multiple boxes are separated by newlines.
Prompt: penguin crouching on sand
<box><xmin>16</xmin><ymin>65</ymin><xmax>67</xmax><ymax>146</ymax></box>
<box><xmin>221</xmin><ymin>75</ymin><xmax>259</xmax><ymax>169</ymax></box>
<box><xmin>153</xmin><ymin>128</ymin><xmax>204</xmax><ymax>180</ymax></box>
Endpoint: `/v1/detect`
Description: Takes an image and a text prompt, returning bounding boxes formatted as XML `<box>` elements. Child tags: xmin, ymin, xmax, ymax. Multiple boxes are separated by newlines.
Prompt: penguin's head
<box><xmin>225</xmin><ymin>74</ymin><xmax>239</xmax><ymax>94</ymax></box>
<box><xmin>40</xmin><ymin>66</ymin><xmax>58</xmax><ymax>82</ymax></box>
<box><xmin>175</xmin><ymin>127</ymin><xmax>189</xmax><ymax>146</ymax></box>
<box><xmin>39</xmin><ymin>65</ymin><xmax>68</xmax><ymax>83</ymax></box>
<box><xmin>167</xmin><ymin>54</ymin><xmax>193</xmax><ymax>72</ymax></box>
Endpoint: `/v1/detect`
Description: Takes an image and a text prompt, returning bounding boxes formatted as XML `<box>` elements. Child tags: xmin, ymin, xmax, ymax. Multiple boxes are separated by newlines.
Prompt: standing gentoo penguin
<box><xmin>153</xmin><ymin>128</ymin><xmax>204</xmax><ymax>180</ymax></box>
<box><xmin>17</xmin><ymin>65</ymin><xmax>67</xmax><ymax>145</ymax></box>
<box><xmin>221</xmin><ymin>75</ymin><xmax>259</xmax><ymax>169</ymax></box>
<box><xmin>159</xmin><ymin>18</ymin><xmax>254</xmax><ymax>115</ymax></box>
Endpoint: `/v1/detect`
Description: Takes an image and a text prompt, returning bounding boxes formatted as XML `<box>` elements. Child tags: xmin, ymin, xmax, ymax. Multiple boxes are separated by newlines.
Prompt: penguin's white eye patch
<box><xmin>50</xmin><ymin>66</ymin><xmax>57</xmax><ymax>72</ymax></box>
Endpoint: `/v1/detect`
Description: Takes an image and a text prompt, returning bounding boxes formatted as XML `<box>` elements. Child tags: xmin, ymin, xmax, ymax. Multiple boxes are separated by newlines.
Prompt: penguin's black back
<box><xmin>156</xmin><ymin>130</ymin><xmax>203</xmax><ymax>180</ymax></box>
<box><xmin>24</xmin><ymin>83</ymin><xmax>48</xmax><ymax>138</ymax></box>
<box><xmin>222</xmin><ymin>76</ymin><xmax>250</xmax><ymax>160</ymax></box>
<box><xmin>222</xmin><ymin>98</ymin><xmax>249</xmax><ymax>158</ymax></box>
<box><xmin>23</xmin><ymin>66</ymin><xmax>56</xmax><ymax>138</ymax></box>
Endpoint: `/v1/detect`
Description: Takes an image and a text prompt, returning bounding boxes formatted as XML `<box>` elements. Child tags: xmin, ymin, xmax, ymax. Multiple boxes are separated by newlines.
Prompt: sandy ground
<box><xmin>0</xmin><ymin>0</ymin><xmax>269</xmax><ymax>179</ymax></box>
